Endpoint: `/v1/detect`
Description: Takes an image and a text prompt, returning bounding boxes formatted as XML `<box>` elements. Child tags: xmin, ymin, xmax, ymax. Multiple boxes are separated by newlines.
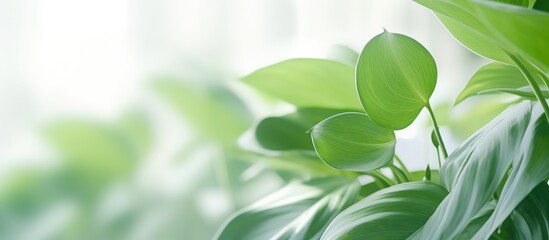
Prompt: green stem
<box><xmin>524</xmin><ymin>59</ymin><xmax>549</xmax><ymax>90</ymax></box>
<box><xmin>394</xmin><ymin>155</ymin><xmax>412</xmax><ymax>180</ymax></box>
<box><xmin>509</xmin><ymin>54</ymin><xmax>549</xmax><ymax>123</ymax></box>
<box><xmin>389</xmin><ymin>164</ymin><xmax>409</xmax><ymax>183</ymax></box>
<box><xmin>366</xmin><ymin>170</ymin><xmax>396</xmax><ymax>187</ymax></box>
<box><xmin>435</xmin><ymin>147</ymin><xmax>442</xmax><ymax>170</ymax></box>
<box><xmin>426</xmin><ymin>103</ymin><xmax>448</xmax><ymax>159</ymax></box>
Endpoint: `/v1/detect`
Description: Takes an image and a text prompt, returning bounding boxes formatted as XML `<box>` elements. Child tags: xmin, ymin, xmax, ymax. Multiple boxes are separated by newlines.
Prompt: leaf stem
<box><xmin>389</xmin><ymin>164</ymin><xmax>410</xmax><ymax>183</ymax></box>
<box><xmin>523</xmin><ymin>58</ymin><xmax>549</xmax><ymax>90</ymax></box>
<box><xmin>426</xmin><ymin>103</ymin><xmax>448</xmax><ymax>159</ymax></box>
<box><xmin>394</xmin><ymin>155</ymin><xmax>412</xmax><ymax>180</ymax></box>
<box><xmin>508</xmin><ymin>54</ymin><xmax>549</xmax><ymax>123</ymax></box>
<box><xmin>365</xmin><ymin>170</ymin><xmax>396</xmax><ymax>187</ymax></box>
<box><xmin>435</xmin><ymin>147</ymin><xmax>442</xmax><ymax>170</ymax></box>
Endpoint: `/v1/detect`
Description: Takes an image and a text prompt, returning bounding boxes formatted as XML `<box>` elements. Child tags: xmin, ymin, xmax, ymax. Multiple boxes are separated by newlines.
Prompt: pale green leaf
<box><xmin>215</xmin><ymin>177</ymin><xmax>360</xmax><ymax>240</ymax></box>
<box><xmin>455</xmin><ymin>62</ymin><xmax>527</xmax><ymax>104</ymax></box>
<box><xmin>356</xmin><ymin>30</ymin><xmax>437</xmax><ymax>130</ymax></box>
<box><xmin>43</xmin><ymin>121</ymin><xmax>136</xmax><ymax>198</ymax></box>
<box><xmin>242</xmin><ymin>58</ymin><xmax>362</xmax><ymax>110</ymax></box>
<box><xmin>321</xmin><ymin>182</ymin><xmax>448</xmax><ymax>240</ymax></box>
<box><xmin>414</xmin><ymin>0</ymin><xmax>511</xmax><ymax>64</ymax></box>
<box><xmin>153</xmin><ymin>79</ymin><xmax>251</xmax><ymax>144</ymax></box>
<box><xmin>473</xmin><ymin>1</ymin><xmax>549</xmax><ymax>73</ymax></box>
<box><xmin>479</xmin><ymin>86</ymin><xmax>549</xmax><ymax>99</ymax></box>
<box><xmin>311</xmin><ymin>113</ymin><xmax>396</xmax><ymax>171</ymax></box>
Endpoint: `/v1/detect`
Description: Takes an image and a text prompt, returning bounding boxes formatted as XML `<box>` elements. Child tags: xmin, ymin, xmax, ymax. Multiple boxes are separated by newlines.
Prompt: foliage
<box><xmin>216</xmin><ymin>0</ymin><xmax>549</xmax><ymax>239</ymax></box>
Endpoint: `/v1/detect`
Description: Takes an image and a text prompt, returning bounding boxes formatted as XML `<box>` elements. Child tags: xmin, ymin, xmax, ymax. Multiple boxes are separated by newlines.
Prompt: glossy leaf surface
<box><xmin>410</xmin><ymin>102</ymin><xmax>532</xmax><ymax>239</ymax></box>
<box><xmin>311</xmin><ymin>113</ymin><xmax>396</xmax><ymax>171</ymax></box>
<box><xmin>473</xmin><ymin>104</ymin><xmax>549</xmax><ymax>239</ymax></box>
<box><xmin>321</xmin><ymin>182</ymin><xmax>447</xmax><ymax>240</ymax></box>
<box><xmin>356</xmin><ymin>30</ymin><xmax>437</xmax><ymax>130</ymax></box>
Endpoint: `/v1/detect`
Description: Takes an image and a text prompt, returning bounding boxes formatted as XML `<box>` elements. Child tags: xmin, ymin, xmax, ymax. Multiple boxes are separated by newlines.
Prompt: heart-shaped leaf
<box><xmin>356</xmin><ymin>30</ymin><xmax>437</xmax><ymax>130</ymax></box>
<box><xmin>321</xmin><ymin>182</ymin><xmax>448</xmax><ymax>240</ymax></box>
<box><xmin>311</xmin><ymin>112</ymin><xmax>396</xmax><ymax>171</ymax></box>
<box><xmin>242</xmin><ymin>58</ymin><xmax>362</xmax><ymax>110</ymax></box>
<box><xmin>215</xmin><ymin>177</ymin><xmax>360</xmax><ymax>240</ymax></box>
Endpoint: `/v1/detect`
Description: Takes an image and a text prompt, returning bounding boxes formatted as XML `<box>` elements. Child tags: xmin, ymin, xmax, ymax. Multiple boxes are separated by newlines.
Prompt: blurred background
<box><xmin>0</xmin><ymin>0</ymin><xmax>502</xmax><ymax>239</ymax></box>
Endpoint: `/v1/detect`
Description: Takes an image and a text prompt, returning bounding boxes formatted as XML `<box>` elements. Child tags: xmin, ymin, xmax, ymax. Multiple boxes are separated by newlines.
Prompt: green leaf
<box><xmin>414</xmin><ymin>0</ymin><xmax>511</xmax><ymax>64</ymax></box>
<box><xmin>242</xmin><ymin>58</ymin><xmax>362</xmax><ymax>110</ymax></box>
<box><xmin>479</xmin><ymin>86</ymin><xmax>549</xmax><ymax>99</ymax></box>
<box><xmin>473</xmin><ymin>1</ymin><xmax>549</xmax><ymax>73</ymax></box>
<box><xmin>494</xmin><ymin>0</ymin><xmax>531</xmax><ymax>7</ymax></box>
<box><xmin>409</xmin><ymin>102</ymin><xmax>532</xmax><ymax>239</ymax></box>
<box><xmin>431</xmin><ymin>129</ymin><xmax>439</xmax><ymax>148</ymax></box>
<box><xmin>534</xmin><ymin>0</ymin><xmax>549</xmax><ymax>11</ymax></box>
<box><xmin>321</xmin><ymin>182</ymin><xmax>448</xmax><ymax>240</ymax></box>
<box><xmin>356</xmin><ymin>30</ymin><xmax>437</xmax><ymax>130</ymax></box>
<box><xmin>240</xmin><ymin>151</ymin><xmax>342</xmax><ymax>178</ymax></box>
<box><xmin>416</xmin><ymin>0</ymin><xmax>549</xmax><ymax>73</ymax></box>
<box><xmin>311</xmin><ymin>112</ymin><xmax>396</xmax><ymax>171</ymax></box>
<box><xmin>455</xmin><ymin>62</ymin><xmax>527</xmax><ymax>105</ymax></box>
<box><xmin>455</xmin><ymin>183</ymin><xmax>549</xmax><ymax>240</ymax></box>
<box><xmin>153</xmin><ymin>79</ymin><xmax>251</xmax><ymax>144</ymax></box>
<box><xmin>43</xmin><ymin>121</ymin><xmax>136</xmax><ymax>199</ymax></box>
<box><xmin>215</xmin><ymin>177</ymin><xmax>360</xmax><ymax>240</ymax></box>
<box><xmin>256</xmin><ymin>108</ymin><xmax>348</xmax><ymax>151</ymax></box>
<box><xmin>473</xmin><ymin>104</ymin><xmax>549</xmax><ymax>239</ymax></box>
<box><xmin>501</xmin><ymin>183</ymin><xmax>549</xmax><ymax>240</ymax></box>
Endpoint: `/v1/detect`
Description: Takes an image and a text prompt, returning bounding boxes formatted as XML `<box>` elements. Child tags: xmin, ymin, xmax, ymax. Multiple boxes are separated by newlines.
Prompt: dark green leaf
<box><xmin>242</xmin><ymin>58</ymin><xmax>362</xmax><ymax>110</ymax></box>
<box><xmin>356</xmin><ymin>30</ymin><xmax>437</xmax><ymax>130</ymax></box>
<box><xmin>256</xmin><ymin>108</ymin><xmax>347</xmax><ymax>151</ymax></box>
<box><xmin>215</xmin><ymin>177</ymin><xmax>360</xmax><ymax>240</ymax></box>
<box><xmin>501</xmin><ymin>183</ymin><xmax>549</xmax><ymax>240</ymax></box>
<box><xmin>311</xmin><ymin>113</ymin><xmax>396</xmax><ymax>171</ymax></box>
<box><xmin>321</xmin><ymin>182</ymin><xmax>448</xmax><ymax>240</ymax></box>
<box><xmin>534</xmin><ymin>0</ymin><xmax>549</xmax><ymax>11</ymax></box>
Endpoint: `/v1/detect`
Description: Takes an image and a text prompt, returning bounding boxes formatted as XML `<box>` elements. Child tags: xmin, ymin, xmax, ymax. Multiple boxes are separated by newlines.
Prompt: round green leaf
<box><xmin>356</xmin><ymin>30</ymin><xmax>437</xmax><ymax>130</ymax></box>
<box><xmin>311</xmin><ymin>112</ymin><xmax>396</xmax><ymax>171</ymax></box>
